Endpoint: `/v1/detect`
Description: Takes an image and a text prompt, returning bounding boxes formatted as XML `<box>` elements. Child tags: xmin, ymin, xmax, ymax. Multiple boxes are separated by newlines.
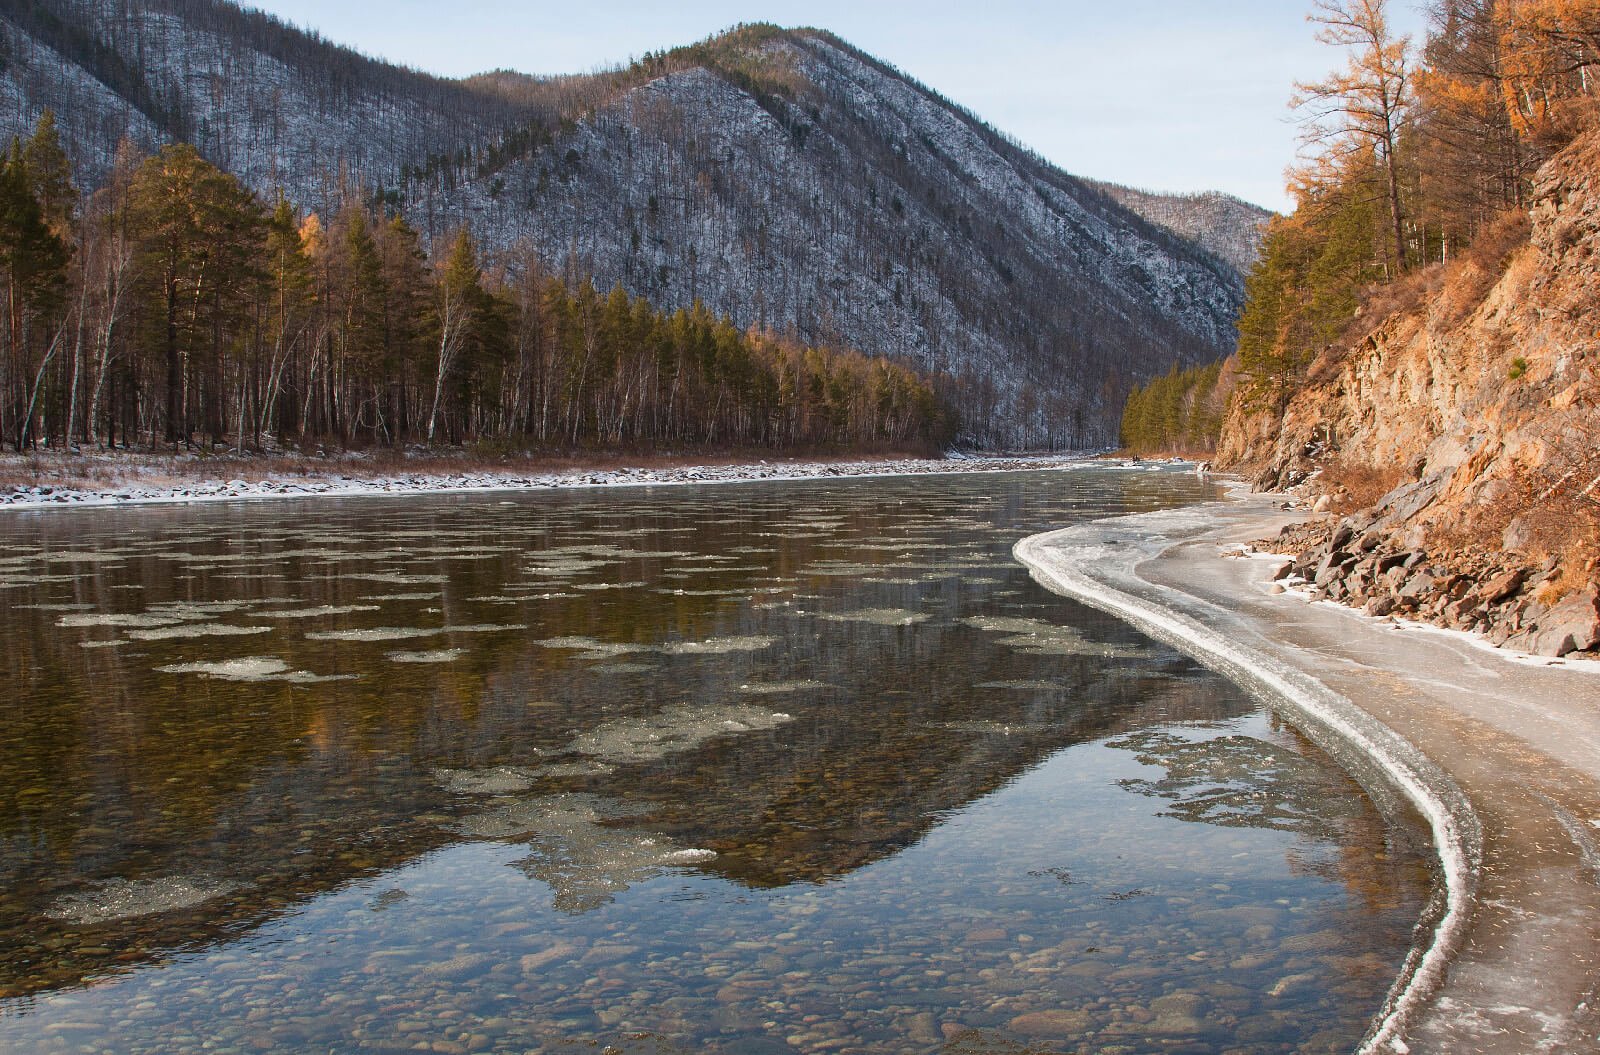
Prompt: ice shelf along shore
<box><xmin>1015</xmin><ymin>485</ymin><xmax>1600</xmax><ymax>1055</ymax></box>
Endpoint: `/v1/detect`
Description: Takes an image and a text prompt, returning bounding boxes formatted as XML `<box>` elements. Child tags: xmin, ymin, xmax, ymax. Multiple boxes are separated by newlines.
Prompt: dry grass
<box><xmin>1310</xmin><ymin>211</ymin><xmax>1533</xmax><ymax>384</ymax></box>
<box><xmin>1318</xmin><ymin>459</ymin><xmax>1409</xmax><ymax>515</ymax></box>
<box><xmin>1432</xmin><ymin>211</ymin><xmax>1534</xmax><ymax>332</ymax></box>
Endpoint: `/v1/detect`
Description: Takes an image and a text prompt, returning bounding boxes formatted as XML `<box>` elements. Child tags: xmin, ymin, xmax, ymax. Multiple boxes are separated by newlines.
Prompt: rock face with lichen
<box><xmin>1219</xmin><ymin>131</ymin><xmax>1600</xmax><ymax>657</ymax></box>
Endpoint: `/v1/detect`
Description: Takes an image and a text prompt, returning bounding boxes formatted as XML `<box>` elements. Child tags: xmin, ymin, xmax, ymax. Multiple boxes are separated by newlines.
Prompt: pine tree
<box><xmin>20</xmin><ymin>110</ymin><xmax>76</xmax><ymax>239</ymax></box>
<box><xmin>125</xmin><ymin>144</ymin><xmax>265</xmax><ymax>446</ymax></box>
<box><xmin>0</xmin><ymin>134</ymin><xmax>70</xmax><ymax>449</ymax></box>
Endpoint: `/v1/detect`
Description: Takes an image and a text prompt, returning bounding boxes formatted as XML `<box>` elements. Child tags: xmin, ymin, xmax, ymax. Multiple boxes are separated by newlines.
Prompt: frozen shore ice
<box><xmin>1014</xmin><ymin>483</ymin><xmax>1600</xmax><ymax>1054</ymax></box>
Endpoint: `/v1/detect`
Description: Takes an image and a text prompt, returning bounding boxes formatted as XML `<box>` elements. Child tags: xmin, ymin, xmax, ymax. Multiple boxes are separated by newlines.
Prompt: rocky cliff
<box><xmin>1218</xmin><ymin>132</ymin><xmax>1600</xmax><ymax>657</ymax></box>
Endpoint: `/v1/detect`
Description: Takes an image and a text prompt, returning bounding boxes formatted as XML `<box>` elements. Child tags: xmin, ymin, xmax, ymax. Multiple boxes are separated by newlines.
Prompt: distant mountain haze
<box><xmin>0</xmin><ymin>0</ymin><xmax>1267</xmax><ymax>445</ymax></box>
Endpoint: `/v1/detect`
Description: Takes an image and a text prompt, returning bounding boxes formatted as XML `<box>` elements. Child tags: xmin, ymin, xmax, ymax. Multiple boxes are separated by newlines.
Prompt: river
<box><xmin>0</xmin><ymin>466</ymin><xmax>1436</xmax><ymax>1053</ymax></box>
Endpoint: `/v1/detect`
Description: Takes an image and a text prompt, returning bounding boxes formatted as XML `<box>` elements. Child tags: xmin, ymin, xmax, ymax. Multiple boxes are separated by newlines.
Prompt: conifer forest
<box><xmin>0</xmin><ymin>121</ymin><xmax>954</xmax><ymax>455</ymax></box>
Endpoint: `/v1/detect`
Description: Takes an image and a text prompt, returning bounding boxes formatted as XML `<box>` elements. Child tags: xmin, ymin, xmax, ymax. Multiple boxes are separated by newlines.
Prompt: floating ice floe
<box><xmin>738</xmin><ymin>680</ymin><xmax>833</xmax><ymax>694</ymax></box>
<box><xmin>260</xmin><ymin>604</ymin><xmax>382</xmax><ymax>619</ymax></box>
<box><xmin>959</xmin><ymin>614</ymin><xmax>1147</xmax><ymax>657</ymax></box>
<box><xmin>45</xmin><ymin>875</ymin><xmax>241</xmax><ymax>924</ymax></box>
<box><xmin>523</xmin><ymin>557</ymin><xmax>620</xmax><ymax>577</ymax></box>
<box><xmin>0</xmin><ymin>573</ymin><xmax>76</xmax><ymax>587</ymax></box>
<box><xmin>818</xmin><ymin>608</ymin><xmax>929</xmax><ymax>626</ymax></box>
<box><xmin>57</xmin><ymin>612</ymin><xmax>187</xmax><ymax>629</ymax></box>
<box><xmin>654</xmin><ymin>587</ymin><xmax>751</xmax><ymax>597</ymax></box>
<box><xmin>657</xmin><ymin>636</ymin><xmax>776</xmax><ymax>655</ymax></box>
<box><xmin>38</xmin><ymin>551</ymin><xmax>126</xmax><ymax>564</ymax></box>
<box><xmin>976</xmin><ymin>680</ymin><xmax>1061</xmax><ymax>691</ymax></box>
<box><xmin>127</xmin><ymin>624</ymin><xmax>274</xmax><ymax>641</ymax></box>
<box><xmin>303</xmin><ymin>623</ymin><xmax>521</xmax><ymax>642</ymax></box>
<box><xmin>536</xmin><ymin>636</ymin><xmax>652</xmax><ymax>658</ymax></box>
<box><xmin>306</xmin><ymin>626</ymin><xmax>440</xmax><ymax>642</ymax></box>
<box><xmin>148</xmin><ymin>600</ymin><xmax>255</xmax><ymax>616</ymax></box>
<box><xmin>155</xmin><ymin>657</ymin><xmax>352</xmax><ymax>683</ymax></box>
<box><xmin>434</xmin><ymin>766</ymin><xmax>541</xmax><ymax>796</ymax></box>
<box><xmin>936</xmin><ymin>720</ymin><xmax>1053</xmax><ymax>735</ymax></box>
<box><xmin>570</xmin><ymin>702</ymin><xmax>794</xmax><ymax>764</ymax></box>
<box><xmin>451</xmin><ymin>793</ymin><xmax>717</xmax><ymax>913</ymax></box>
<box><xmin>387</xmin><ymin>649</ymin><xmax>466</xmax><ymax>664</ymax></box>
<box><xmin>531</xmin><ymin>761</ymin><xmax>617</xmax><ymax>778</ymax></box>
<box><xmin>345</xmin><ymin>572</ymin><xmax>449</xmax><ymax>585</ymax></box>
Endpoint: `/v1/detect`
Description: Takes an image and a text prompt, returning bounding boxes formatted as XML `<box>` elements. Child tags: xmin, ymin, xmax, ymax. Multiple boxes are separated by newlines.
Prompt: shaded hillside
<box><xmin>0</xmin><ymin>0</ymin><xmax>529</xmax><ymax>195</ymax></box>
<box><xmin>0</xmin><ymin>4</ymin><xmax>1248</xmax><ymax>446</ymax></box>
<box><xmin>1089</xmin><ymin>182</ymin><xmax>1272</xmax><ymax>275</ymax></box>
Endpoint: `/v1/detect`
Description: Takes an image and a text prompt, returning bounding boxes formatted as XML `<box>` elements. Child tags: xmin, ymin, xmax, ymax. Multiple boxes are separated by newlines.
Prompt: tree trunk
<box><xmin>164</xmin><ymin>274</ymin><xmax>182</xmax><ymax>445</ymax></box>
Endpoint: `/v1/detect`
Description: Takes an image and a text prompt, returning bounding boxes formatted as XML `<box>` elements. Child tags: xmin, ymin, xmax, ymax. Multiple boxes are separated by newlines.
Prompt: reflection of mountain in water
<box><xmin>628</xmin><ymin>661</ymin><xmax>1239</xmax><ymax>889</ymax></box>
<box><xmin>0</xmin><ymin>471</ymin><xmax>1240</xmax><ymax>999</ymax></box>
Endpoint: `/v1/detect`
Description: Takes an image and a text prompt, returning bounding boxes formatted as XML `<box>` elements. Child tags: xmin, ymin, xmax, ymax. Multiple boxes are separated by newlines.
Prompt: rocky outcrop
<box><xmin>1219</xmin><ymin>131</ymin><xmax>1600</xmax><ymax>655</ymax></box>
<box><xmin>1264</xmin><ymin>517</ymin><xmax>1596</xmax><ymax>658</ymax></box>
<box><xmin>1088</xmin><ymin>183</ymin><xmax>1272</xmax><ymax>275</ymax></box>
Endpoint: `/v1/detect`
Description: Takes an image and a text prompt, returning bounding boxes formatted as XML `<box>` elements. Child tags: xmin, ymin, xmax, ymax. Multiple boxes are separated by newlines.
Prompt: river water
<box><xmin>0</xmin><ymin>467</ymin><xmax>1435</xmax><ymax>1054</ymax></box>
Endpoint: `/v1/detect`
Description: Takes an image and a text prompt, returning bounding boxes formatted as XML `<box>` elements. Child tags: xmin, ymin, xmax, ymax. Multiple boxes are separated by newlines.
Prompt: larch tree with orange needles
<box><xmin>1293</xmin><ymin>0</ymin><xmax>1416</xmax><ymax>274</ymax></box>
<box><xmin>1417</xmin><ymin>0</ymin><xmax>1537</xmax><ymax>246</ymax></box>
<box><xmin>1499</xmin><ymin>0</ymin><xmax>1600</xmax><ymax>146</ymax></box>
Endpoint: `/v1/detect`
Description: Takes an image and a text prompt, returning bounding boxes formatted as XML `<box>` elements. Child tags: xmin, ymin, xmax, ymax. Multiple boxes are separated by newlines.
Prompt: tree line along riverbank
<box><xmin>0</xmin><ymin>118</ymin><xmax>956</xmax><ymax>459</ymax></box>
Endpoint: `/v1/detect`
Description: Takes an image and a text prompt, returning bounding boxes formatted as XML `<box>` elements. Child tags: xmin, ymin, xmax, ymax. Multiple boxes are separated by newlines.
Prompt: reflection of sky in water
<box><xmin>0</xmin><ymin>469</ymin><xmax>1435</xmax><ymax>1053</ymax></box>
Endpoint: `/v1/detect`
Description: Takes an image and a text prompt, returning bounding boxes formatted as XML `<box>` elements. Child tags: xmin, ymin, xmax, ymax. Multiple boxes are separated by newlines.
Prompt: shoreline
<box><xmin>1015</xmin><ymin>484</ymin><xmax>1600</xmax><ymax>1054</ymax></box>
<box><xmin>0</xmin><ymin>452</ymin><xmax>1108</xmax><ymax>513</ymax></box>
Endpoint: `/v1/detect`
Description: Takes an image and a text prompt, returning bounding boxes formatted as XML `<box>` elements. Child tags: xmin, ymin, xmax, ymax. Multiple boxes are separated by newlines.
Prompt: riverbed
<box><xmin>0</xmin><ymin>468</ymin><xmax>1436</xmax><ymax>1053</ymax></box>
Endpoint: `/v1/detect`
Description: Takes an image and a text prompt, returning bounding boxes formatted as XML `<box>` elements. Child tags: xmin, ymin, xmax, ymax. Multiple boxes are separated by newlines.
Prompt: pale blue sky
<box><xmin>246</xmin><ymin>1</ymin><xmax>1430</xmax><ymax>211</ymax></box>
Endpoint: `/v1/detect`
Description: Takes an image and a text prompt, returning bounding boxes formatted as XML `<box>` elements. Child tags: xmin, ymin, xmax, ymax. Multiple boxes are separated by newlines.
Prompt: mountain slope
<box><xmin>0</xmin><ymin>4</ymin><xmax>1247</xmax><ymax>446</ymax></box>
<box><xmin>1088</xmin><ymin>182</ymin><xmax>1272</xmax><ymax>275</ymax></box>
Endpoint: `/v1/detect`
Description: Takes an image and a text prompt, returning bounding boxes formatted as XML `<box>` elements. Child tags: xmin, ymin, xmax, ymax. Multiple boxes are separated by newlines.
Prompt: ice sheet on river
<box><xmin>45</xmin><ymin>875</ymin><xmax>241</xmax><ymax>924</ymax></box>
<box><xmin>449</xmin><ymin>793</ymin><xmax>716</xmax><ymax>914</ymax></box>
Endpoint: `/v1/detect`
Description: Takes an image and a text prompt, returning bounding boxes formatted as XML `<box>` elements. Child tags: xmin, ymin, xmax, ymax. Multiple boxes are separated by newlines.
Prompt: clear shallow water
<box><xmin>0</xmin><ymin>468</ymin><xmax>1436</xmax><ymax>1054</ymax></box>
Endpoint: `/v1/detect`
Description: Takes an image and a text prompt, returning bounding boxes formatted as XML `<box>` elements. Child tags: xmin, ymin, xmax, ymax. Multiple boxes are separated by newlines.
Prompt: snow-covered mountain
<box><xmin>0</xmin><ymin>3</ymin><xmax>1249</xmax><ymax>446</ymax></box>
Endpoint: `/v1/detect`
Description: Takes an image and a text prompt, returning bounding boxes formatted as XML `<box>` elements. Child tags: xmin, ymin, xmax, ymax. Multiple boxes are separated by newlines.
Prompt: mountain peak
<box><xmin>0</xmin><ymin>0</ymin><xmax>1247</xmax><ymax>445</ymax></box>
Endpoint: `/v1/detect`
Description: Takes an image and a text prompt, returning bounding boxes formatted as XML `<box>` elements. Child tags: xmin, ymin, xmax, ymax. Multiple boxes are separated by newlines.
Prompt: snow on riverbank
<box><xmin>0</xmin><ymin>453</ymin><xmax>1105</xmax><ymax>512</ymax></box>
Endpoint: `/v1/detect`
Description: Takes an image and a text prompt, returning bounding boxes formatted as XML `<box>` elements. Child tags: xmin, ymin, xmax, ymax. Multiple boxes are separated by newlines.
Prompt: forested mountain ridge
<box><xmin>0</xmin><ymin>2</ymin><xmax>1250</xmax><ymax>446</ymax></box>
